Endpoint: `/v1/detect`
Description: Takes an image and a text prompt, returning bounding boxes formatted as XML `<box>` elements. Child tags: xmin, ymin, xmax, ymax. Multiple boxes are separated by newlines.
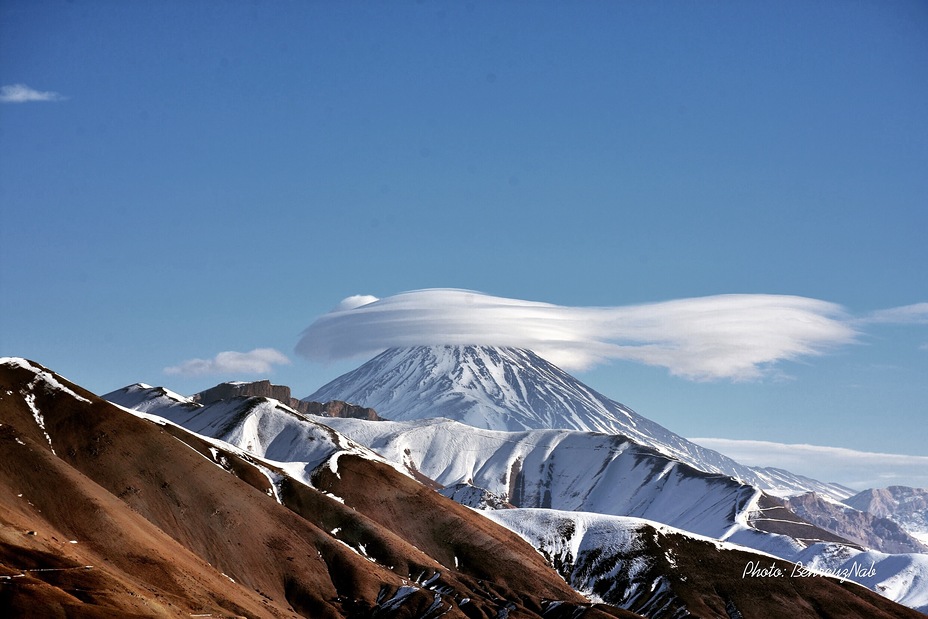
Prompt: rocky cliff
<box><xmin>783</xmin><ymin>492</ymin><xmax>928</xmax><ymax>554</ymax></box>
<box><xmin>194</xmin><ymin>380</ymin><xmax>382</xmax><ymax>420</ymax></box>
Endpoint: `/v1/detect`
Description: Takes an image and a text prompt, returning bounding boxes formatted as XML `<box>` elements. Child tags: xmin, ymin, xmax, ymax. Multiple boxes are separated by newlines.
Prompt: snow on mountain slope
<box><xmin>106</xmin><ymin>382</ymin><xmax>200</xmax><ymax>415</ymax></box>
<box><xmin>319</xmin><ymin>416</ymin><xmax>756</xmax><ymax>539</ymax></box>
<box><xmin>6</xmin><ymin>359</ymin><xmax>609</xmax><ymax>619</ymax></box>
<box><xmin>305</xmin><ymin>345</ymin><xmax>852</xmax><ymax>500</ymax></box>
<box><xmin>105</xmin><ymin>384</ymin><xmax>396</xmax><ymax>486</ymax></box>
<box><xmin>108</xmin><ymin>380</ymin><xmax>928</xmax><ymax>614</ymax></box>
<box><xmin>110</xmin><ymin>384</ymin><xmax>755</xmax><ymax>539</ymax></box>
<box><xmin>316</xmin><ymin>415</ymin><xmax>928</xmax><ymax>609</ymax></box>
<box><xmin>747</xmin><ymin>466</ymin><xmax>857</xmax><ymax>500</ymax></box>
<box><xmin>486</xmin><ymin>508</ymin><xmax>928</xmax><ymax>615</ymax></box>
<box><xmin>306</xmin><ymin>346</ymin><xmax>681</xmax><ymax>439</ymax></box>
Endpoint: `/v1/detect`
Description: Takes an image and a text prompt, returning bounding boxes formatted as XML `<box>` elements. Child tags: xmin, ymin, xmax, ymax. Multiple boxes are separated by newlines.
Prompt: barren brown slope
<box><xmin>309</xmin><ymin>454</ymin><xmax>581</xmax><ymax>604</ymax></box>
<box><xmin>0</xmin><ymin>359</ymin><xmax>405</xmax><ymax>617</ymax></box>
<box><xmin>649</xmin><ymin>528</ymin><xmax>926</xmax><ymax>619</ymax></box>
<box><xmin>0</xmin><ymin>359</ymin><xmax>639</xmax><ymax>619</ymax></box>
<box><xmin>0</xmin><ymin>420</ymin><xmax>297</xmax><ymax>618</ymax></box>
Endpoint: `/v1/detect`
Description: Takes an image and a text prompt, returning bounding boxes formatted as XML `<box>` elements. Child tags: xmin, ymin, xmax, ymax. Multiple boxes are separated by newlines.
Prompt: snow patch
<box><xmin>22</xmin><ymin>391</ymin><xmax>55</xmax><ymax>456</ymax></box>
<box><xmin>2</xmin><ymin>358</ymin><xmax>91</xmax><ymax>403</ymax></box>
<box><xmin>376</xmin><ymin>586</ymin><xmax>419</xmax><ymax>612</ymax></box>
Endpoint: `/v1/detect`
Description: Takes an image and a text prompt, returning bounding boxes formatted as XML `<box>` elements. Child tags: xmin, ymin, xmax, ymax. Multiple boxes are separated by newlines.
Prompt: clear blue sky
<box><xmin>2</xmin><ymin>2</ymin><xmax>926</xmax><ymax>462</ymax></box>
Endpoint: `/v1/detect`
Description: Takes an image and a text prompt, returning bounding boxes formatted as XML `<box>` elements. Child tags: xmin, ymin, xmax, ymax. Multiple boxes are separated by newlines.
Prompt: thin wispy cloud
<box><xmin>863</xmin><ymin>302</ymin><xmax>928</xmax><ymax>325</ymax></box>
<box><xmin>164</xmin><ymin>348</ymin><xmax>290</xmax><ymax>376</ymax></box>
<box><xmin>690</xmin><ymin>437</ymin><xmax>928</xmax><ymax>490</ymax></box>
<box><xmin>296</xmin><ymin>289</ymin><xmax>862</xmax><ymax>380</ymax></box>
<box><xmin>0</xmin><ymin>83</ymin><xmax>67</xmax><ymax>103</ymax></box>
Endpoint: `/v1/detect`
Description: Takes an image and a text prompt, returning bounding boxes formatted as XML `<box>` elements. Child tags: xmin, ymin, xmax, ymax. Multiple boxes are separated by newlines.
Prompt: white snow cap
<box><xmin>296</xmin><ymin>288</ymin><xmax>859</xmax><ymax>380</ymax></box>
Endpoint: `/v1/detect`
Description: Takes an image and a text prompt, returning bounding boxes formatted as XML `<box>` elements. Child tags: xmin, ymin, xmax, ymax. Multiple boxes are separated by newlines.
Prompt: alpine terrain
<box><xmin>301</xmin><ymin>345</ymin><xmax>928</xmax><ymax>613</ymax></box>
<box><xmin>306</xmin><ymin>345</ymin><xmax>853</xmax><ymax>499</ymax></box>
<box><xmin>107</xmin><ymin>347</ymin><xmax>928</xmax><ymax>615</ymax></box>
<box><xmin>0</xmin><ymin>357</ymin><xmax>634</xmax><ymax>618</ymax></box>
<box><xmin>4</xmin><ymin>353</ymin><xmax>927</xmax><ymax>617</ymax></box>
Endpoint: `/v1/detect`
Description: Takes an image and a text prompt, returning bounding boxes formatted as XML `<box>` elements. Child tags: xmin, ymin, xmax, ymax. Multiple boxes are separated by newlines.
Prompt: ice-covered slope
<box><xmin>306</xmin><ymin>345</ymin><xmax>852</xmax><ymax>500</ymax></box>
<box><xmin>308</xmin><ymin>346</ymin><xmax>645</xmax><ymax>434</ymax></box>
<box><xmin>312</xmin><ymin>414</ymin><xmax>928</xmax><ymax>608</ymax></box>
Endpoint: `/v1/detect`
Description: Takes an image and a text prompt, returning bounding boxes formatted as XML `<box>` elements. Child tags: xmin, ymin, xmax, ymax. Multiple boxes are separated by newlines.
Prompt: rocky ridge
<box><xmin>783</xmin><ymin>492</ymin><xmax>928</xmax><ymax>554</ymax></box>
<box><xmin>194</xmin><ymin>379</ymin><xmax>382</xmax><ymax>420</ymax></box>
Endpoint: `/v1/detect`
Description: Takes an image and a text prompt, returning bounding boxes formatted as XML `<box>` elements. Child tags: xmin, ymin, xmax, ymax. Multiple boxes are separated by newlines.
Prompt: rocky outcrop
<box><xmin>301</xmin><ymin>399</ymin><xmax>383</xmax><ymax>421</ymax></box>
<box><xmin>749</xmin><ymin>493</ymin><xmax>857</xmax><ymax>547</ymax></box>
<box><xmin>194</xmin><ymin>379</ymin><xmax>299</xmax><ymax>407</ymax></box>
<box><xmin>783</xmin><ymin>492</ymin><xmax>928</xmax><ymax>554</ymax></box>
<box><xmin>194</xmin><ymin>380</ymin><xmax>383</xmax><ymax>420</ymax></box>
<box><xmin>438</xmin><ymin>483</ymin><xmax>514</xmax><ymax>510</ymax></box>
<box><xmin>846</xmin><ymin>487</ymin><xmax>928</xmax><ymax>534</ymax></box>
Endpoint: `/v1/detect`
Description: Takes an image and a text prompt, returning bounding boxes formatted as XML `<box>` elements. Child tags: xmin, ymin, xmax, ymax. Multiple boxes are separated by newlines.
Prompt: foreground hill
<box><xmin>0</xmin><ymin>358</ymin><xmax>630</xmax><ymax>618</ymax></box>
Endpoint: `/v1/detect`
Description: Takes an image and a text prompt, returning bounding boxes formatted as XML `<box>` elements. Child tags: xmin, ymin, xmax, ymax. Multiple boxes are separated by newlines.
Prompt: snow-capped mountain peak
<box><xmin>306</xmin><ymin>345</ymin><xmax>852</xmax><ymax>500</ymax></box>
<box><xmin>308</xmin><ymin>345</ymin><xmax>635</xmax><ymax>433</ymax></box>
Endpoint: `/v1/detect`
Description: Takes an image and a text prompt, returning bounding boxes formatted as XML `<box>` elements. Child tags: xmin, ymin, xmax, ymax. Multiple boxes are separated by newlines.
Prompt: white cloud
<box><xmin>862</xmin><ymin>302</ymin><xmax>928</xmax><ymax>325</ymax></box>
<box><xmin>296</xmin><ymin>288</ymin><xmax>859</xmax><ymax>380</ymax></box>
<box><xmin>164</xmin><ymin>348</ymin><xmax>290</xmax><ymax>376</ymax></box>
<box><xmin>0</xmin><ymin>83</ymin><xmax>66</xmax><ymax>103</ymax></box>
<box><xmin>690</xmin><ymin>437</ymin><xmax>928</xmax><ymax>490</ymax></box>
<box><xmin>335</xmin><ymin>295</ymin><xmax>379</xmax><ymax>311</ymax></box>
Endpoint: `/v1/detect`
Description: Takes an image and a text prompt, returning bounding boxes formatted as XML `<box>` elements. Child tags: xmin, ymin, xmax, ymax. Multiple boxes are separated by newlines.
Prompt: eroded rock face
<box><xmin>194</xmin><ymin>380</ymin><xmax>383</xmax><ymax>420</ymax></box>
<box><xmin>846</xmin><ymin>487</ymin><xmax>928</xmax><ymax>539</ymax></box>
<box><xmin>783</xmin><ymin>492</ymin><xmax>928</xmax><ymax>554</ymax></box>
<box><xmin>195</xmin><ymin>379</ymin><xmax>301</xmax><ymax>408</ymax></box>
<box><xmin>301</xmin><ymin>399</ymin><xmax>383</xmax><ymax>421</ymax></box>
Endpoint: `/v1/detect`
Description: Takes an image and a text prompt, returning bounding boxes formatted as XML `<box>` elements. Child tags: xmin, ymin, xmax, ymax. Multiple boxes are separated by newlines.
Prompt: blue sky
<box><xmin>2</xmin><ymin>1</ymin><xmax>926</xmax><ymax>483</ymax></box>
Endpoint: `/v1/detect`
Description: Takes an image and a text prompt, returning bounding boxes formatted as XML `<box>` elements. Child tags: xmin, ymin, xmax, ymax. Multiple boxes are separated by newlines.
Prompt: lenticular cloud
<box><xmin>296</xmin><ymin>289</ymin><xmax>858</xmax><ymax>380</ymax></box>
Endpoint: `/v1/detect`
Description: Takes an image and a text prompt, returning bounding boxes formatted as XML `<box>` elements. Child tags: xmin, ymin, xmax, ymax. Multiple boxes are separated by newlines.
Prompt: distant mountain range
<box><xmin>846</xmin><ymin>487</ymin><xmax>928</xmax><ymax>547</ymax></box>
<box><xmin>3</xmin><ymin>352</ymin><xmax>927</xmax><ymax>617</ymax></box>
